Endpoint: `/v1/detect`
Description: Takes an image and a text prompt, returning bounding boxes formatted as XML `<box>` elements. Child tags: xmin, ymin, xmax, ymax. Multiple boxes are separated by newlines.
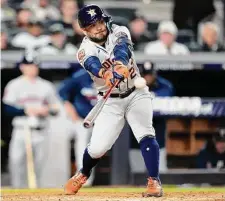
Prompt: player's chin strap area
<box><xmin>98</xmin><ymin>86</ymin><xmax>136</xmax><ymax>99</ymax></box>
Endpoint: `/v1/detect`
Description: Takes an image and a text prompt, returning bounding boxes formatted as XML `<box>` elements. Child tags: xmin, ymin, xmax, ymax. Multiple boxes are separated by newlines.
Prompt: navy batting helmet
<box><xmin>77</xmin><ymin>4</ymin><xmax>111</xmax><ymax>29</ymax></box>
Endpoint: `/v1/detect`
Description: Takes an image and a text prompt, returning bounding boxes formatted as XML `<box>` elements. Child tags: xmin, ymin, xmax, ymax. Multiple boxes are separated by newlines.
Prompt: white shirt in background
<box><xmin>38</xmin><ymin>43</ymin><xmax>78</xmax><ymax>55</ymax></box>
<box><xmin>144</xmin><ymin>40</ymin><xmax>190</xmax><ymax>55</ymax></box>
<box><xmin>12</xmin><ymin>32</ymin><xmax>50</xmax><ymax>49</ymax></box>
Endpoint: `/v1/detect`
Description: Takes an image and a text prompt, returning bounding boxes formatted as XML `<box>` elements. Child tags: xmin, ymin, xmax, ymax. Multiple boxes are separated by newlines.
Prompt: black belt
<box><xmin>98</xmin><ymin>86</ymin><xmax>136</xmax><ymax>99</ymax></box>
<box><xmin>16</xmin><ymin>126</ymin><xmax>45</xmax><ymax>131</ymax></box>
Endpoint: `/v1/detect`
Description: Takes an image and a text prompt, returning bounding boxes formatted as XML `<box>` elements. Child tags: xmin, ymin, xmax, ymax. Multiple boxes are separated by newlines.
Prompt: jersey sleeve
<box><xmin>112</xmin><ymin>26</ymin><xmax>133</xmax><ymax>65</ymax></box>
<box><xmin>76</xmin><ymin>43</ymin><xmax>97</xmax><ymax>67</ymax></box>
<box><xmin>77</xmin><ymin>43</ymin><xmax>102</xmax><ymax>78</ymax></box>
<box><xmin>112</xmin><ymin>26</ymin><xmax>132</xmax><ymax>44</ymax></box>
<box><xmin>2</xmin><ymin>81</ymin><xmax>18</xmax><ymax>105</ymax></box>
<box><xmin>2</xmin><ymin>81</ymin><xmax>26</xmax><ymax>116</ymax></box>
<box><xmin>46</xmin><ymin>83</ymin><xmax>61</xmax><ymax>105</ymax></box>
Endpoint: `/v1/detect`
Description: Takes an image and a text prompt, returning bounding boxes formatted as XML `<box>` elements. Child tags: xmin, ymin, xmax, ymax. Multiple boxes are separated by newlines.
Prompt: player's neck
<box><xmin>22</xmin><ymin>75</ymin><xmax>37</xmax><ymax>81</ymax></box>
<box><xmin>98</xmin><ymin>41</ymin><xmax>106</xmax><ymax>47</ymax></box>
<box><xmin>93</xmin><ymin>38</ymin><xmax>106</xmax><ymax>47</ymax></box>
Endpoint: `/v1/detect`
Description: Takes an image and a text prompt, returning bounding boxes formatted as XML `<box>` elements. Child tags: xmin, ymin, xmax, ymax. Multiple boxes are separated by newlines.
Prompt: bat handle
<box><xmin>83</xmin><ymin>121</ymin><xmax>94</xmax><ymax>128</ymax></box>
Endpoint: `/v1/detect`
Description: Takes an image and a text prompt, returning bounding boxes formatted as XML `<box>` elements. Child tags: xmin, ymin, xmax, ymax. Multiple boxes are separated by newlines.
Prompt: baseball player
<box><xmin>64</xmin><ymin>5</ymin><xmax>162</xmax><ymax>197</ymax></box>
<box><xmin>3</xmin><ymin>49</ymin><xmax>59</xmax><ymax>188</ymax></box>
<box><xmin>58</xmin><ymin>67</ymin><xmax>97</xmax><ymax>186</ymax></box>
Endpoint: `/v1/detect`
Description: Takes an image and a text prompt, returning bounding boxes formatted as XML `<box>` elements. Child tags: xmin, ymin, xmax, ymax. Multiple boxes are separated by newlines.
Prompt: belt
<box><xmin>98</xmin><ymin>86</ymin><xmax>136</xmax><ymax>99</ymax></box>
<box><xmin>16</xmin><ymin>126</ymin><xmax>45</xmax><ymax>131</ymax></box>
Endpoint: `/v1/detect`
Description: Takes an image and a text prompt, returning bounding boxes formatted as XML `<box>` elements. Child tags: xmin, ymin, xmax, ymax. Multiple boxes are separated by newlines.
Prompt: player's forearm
<box><xmin>113</xmin><ymin>37</ymin><xmax>132</xmax><ymax>65</ymax></box>
<box><xmin>4</xmin><ymin>104</ymin><xmax>26</xmax><ymax>117</ymax></box>
<box><xmin>84</xmin><ymin>56</ymin><xmax>102</xmax><ymax>78</ymax></box>
<box><xmin>64</xmin><ymin>101</ymin><xmax>81</xmax><ymax>121</ymax></box>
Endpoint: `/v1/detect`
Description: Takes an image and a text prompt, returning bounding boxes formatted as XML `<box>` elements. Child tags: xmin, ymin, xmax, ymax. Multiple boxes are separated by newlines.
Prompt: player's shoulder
<box><xmin>112</xmin><ymin>24</ymin><xmax>128</xmax><ymax>32</ymax></box>
<box><xmin>5</xmin><ymin>76</ymin><xmax>23</xmax><ymax>89</ymax></box>
<box><xmin>79</xmin><ymin>37</ymin><xmax>95</xmax><ymax>50</ymax></box>
<box><xmin>37</xmin><ymin>77</ymin><xmax>55</xmax><ymax>89</ymax></box>
<box><xmin>77</xmin><ymin>37</ymin><xmax>97</xmax><ymax>62</ymax></box>
<box><xmin>157</xmin><ymin>76</ymin><xmax>173</xmax><ymax>89</ymax></box>
<box><xmin>112</xmin><ymin>24</ymin><xmax>130</xmax><ymax>37</ymax></box>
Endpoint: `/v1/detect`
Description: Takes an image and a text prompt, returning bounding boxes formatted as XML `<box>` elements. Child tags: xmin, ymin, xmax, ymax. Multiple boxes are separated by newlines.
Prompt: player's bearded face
<box><xmin>84</xmin><ymin>19</ymin><xmax>108</xmax><ymax>43</ymax></box>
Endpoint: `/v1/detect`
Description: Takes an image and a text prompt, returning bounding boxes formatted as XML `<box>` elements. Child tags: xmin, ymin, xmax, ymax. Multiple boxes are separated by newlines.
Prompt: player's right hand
<box><xmin>38</xmin><ymin>106</ymin><xmax>49</xmax><ymax>116</ymax></box>
<box><xmin>25</xmin><ymin>107</ymin><xmax>40</xmax><ymax>116</ymax></box>
<box><xmin>25</xmin><ymin>106</ymin><xmax>49</xmax><ymax>116</ymax></box>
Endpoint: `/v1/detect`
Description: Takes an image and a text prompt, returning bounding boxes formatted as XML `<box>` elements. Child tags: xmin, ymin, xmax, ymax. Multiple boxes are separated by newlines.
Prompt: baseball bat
<box><xmin>83</xmin><ymin>80</ymin><xmax>121</xmax><ymax>128</ymax></box>
<box><xmin>24</xmin><ymin>124</ymin><xmax>37</xmax><ymax>189</ymax></box>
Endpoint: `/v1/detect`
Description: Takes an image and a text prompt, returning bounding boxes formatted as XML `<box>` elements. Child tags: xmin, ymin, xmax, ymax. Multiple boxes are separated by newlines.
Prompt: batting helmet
<box><xmin>77</xmin><ymin>4</ymin><xmax>111</xmax><ymax>29</ymax></box>
<box><xmin>139</xmin><ymin>62</ymin><xmax>157</xmax><ymax>76</ymax></box>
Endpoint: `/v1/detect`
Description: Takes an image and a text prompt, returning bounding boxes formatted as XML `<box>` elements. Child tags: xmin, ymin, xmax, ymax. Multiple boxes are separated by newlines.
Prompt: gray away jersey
<box><xmin>3</xmin><ymin>76</ymin><xmax>59</xmax><ymax>127</ymax></box>
<box><xmin>77</xmin><ymin>24</ymin><xmax>141</xmax><ymax>93</ymax></box>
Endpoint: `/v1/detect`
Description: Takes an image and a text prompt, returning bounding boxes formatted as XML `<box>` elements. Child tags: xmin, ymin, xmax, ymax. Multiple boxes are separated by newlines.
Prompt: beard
<box><xmin>89</xmin><ymin>29</ymin><xmax>109</xmax><ymax>43</ymax></box>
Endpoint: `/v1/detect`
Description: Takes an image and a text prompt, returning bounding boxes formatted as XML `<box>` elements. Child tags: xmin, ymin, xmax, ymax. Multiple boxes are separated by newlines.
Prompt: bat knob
<box><xmin>83</xmin><ymin>121</ymin><xmax>93</xmax><ymax>128</ymax></box>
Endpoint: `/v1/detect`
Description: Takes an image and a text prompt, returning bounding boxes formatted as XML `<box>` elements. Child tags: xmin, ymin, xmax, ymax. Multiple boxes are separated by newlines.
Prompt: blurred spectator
<box><xmin>59</xmin><ymin>0</ymin><xmax>84</xmax><ymax>9</ymax></box>
<box><xmin>199</xmin><ymin>22</ymin><xmax>225</xmax><ymax>52</ymax></box>
<box><xmin>7</xmin><ymin>0</ymin><xmax>23</xmax><ymax>9</ymax></box>
<box><xmin>57</xmin><ymin>0</ymin><xmax>78</xmax><ymax>38</ymax></box>
<box><xmin>173</xmin><ymin>0</ymin><xmax>216</xmax><ymax>36</ymax></box>
<box><xmin>12</xmin><ymin>18</ymin><xmax>50</xmax><ymax>49</ymax></box>
<box><xmin>68</xmin><ymin>19</ymin><xmax>84</xmax><ymax>47</ymax></box>
<box><xmin>144</xmin><ymin>21</ymin><xmax>190</xmax><ymax>55</ymax></box>
<box><xmin>0</xmin><ymin>0</ymin><xmax>16</xmax><ymax>22</ymax></box>
<box><xmin>197</xmin><ymin>129</ymin><xmax>225</xmax><ymax>169</ymax></box>
<box><xmin>1</xmin><ymin>28</ymin><xmax>24</xmax><ymax>50</ymax></box>
<box><xmin>38</xmin><ymin>23</ymin><xmax>77</xmax><ymax>55</ymax></box>
<box><xmin>139</xmin><ymin>62</ymin><xmax>174</xmax><ymax>171</ymax></box>
<box><xmin>15</xmin><ymin>7</ymin><xmax>32</xmax><ymax>31</ymax></box>
<box><xmin>128</xmin><ymin>13</ymin><xmax>152</xmax><ymax>51</ymax></box>
<box><xmin>27</xmin><ymin>0</ymin><xmax>61</xmax><ymax>21</ymax></box>
<box><xmin>141</xmin><ymin>62</ymin><xmax>174</xmax><ymax>96</ymax></box>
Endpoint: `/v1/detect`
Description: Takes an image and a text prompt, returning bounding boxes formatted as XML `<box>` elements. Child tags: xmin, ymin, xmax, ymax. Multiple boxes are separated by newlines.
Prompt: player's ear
<box><xmin>82</xmin><ymin>28</ymin><xmax>88</xmax><ymax>36</ymax></box>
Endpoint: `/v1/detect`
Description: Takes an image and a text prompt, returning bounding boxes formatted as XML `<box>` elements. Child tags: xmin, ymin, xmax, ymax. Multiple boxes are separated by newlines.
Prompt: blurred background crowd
<box><xmin>1</xmin><ymin>0</ymin><xmax>225</xmax><ymax>53</ymax></box>
<box><xmin>1</xmin><ymin>0</ymin><xmax>225</xmax><ymax>188</ymax></box>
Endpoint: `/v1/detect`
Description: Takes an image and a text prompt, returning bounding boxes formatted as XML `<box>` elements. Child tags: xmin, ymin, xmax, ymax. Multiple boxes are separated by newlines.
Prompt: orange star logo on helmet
<box><xmin>87</xmin><ymin>9</ymin><xmax>96</xmax><ymax>17</ymax></box>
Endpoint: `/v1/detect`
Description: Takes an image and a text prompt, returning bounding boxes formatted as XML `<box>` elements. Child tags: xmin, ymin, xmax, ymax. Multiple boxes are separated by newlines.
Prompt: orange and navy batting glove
<box><xmin>113</xmin><ymin>61</ymin><xmax>129</xmax><ymax>79</ymax></box>
<box><xmin>99</xmin><ymin>67</ymin><xmax>126</xmax><ymax>87</ymax></box>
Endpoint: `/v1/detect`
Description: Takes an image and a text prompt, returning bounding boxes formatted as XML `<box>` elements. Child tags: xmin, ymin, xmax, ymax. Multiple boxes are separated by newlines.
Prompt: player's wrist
<box><xmin>114</xmin><ymin>57</ymin><xmax>128</xmax><ymax>66</ymax></box>
<box><xmin>114</xmin><ymin>63</ymin><xmax>129</xmax><ymax>79</ymax></box>
<box><xmin>98</xmin><ymin>68</ymin><xmax>107</xmax><ymax>78</ymax></box>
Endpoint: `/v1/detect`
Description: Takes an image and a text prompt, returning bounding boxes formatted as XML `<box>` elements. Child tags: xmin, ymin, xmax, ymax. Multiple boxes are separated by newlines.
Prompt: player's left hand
<box><xmin>102</xmin><ymin>70</ymin><xmax>120</xmax><ymax>87</ymax></box>
<box><xmin>108</xmin><ymin>61</ymin><xmax>129</xmax><ymax>87</ymax></box>
<box><xmin>101</xmin><ymin>61</ymin><xmax>129</xmax><ymax>87</ymax></box>
<box><xmin>113</xmin><ymin>61</ymin><xmax>129</xmax><ymax>79</ymax></box>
